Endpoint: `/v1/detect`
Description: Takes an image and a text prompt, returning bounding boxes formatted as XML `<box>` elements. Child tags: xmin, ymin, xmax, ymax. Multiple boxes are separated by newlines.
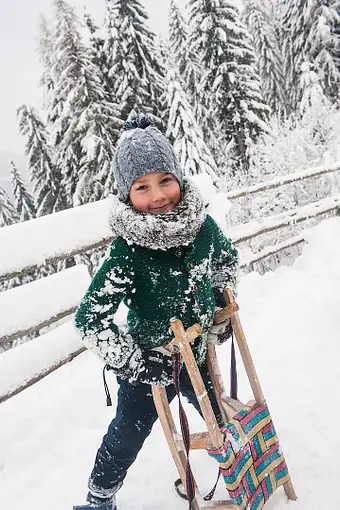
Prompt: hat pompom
<box><xmin>123</xmin><ymin>116</ymin><xmax>152</xmax><ymax>131</ymax></box>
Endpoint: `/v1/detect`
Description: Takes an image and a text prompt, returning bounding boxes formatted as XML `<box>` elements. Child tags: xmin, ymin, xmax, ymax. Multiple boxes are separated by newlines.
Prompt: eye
<box><xmin>135</xmin><ymin>184</ymin><xmax>148</xmax><ymax>191</ymax></box>
<box><xmin>161</xmin><ymin>176</ymin><xmax>174</xmax><ymax>184</ymax></box>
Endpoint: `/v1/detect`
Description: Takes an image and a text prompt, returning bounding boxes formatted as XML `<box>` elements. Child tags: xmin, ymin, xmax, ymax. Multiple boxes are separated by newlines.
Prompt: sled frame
<box><xmin>152</xmin><ymin>289</ymin><xmax>297</xmax><ymax>509</ymax></box>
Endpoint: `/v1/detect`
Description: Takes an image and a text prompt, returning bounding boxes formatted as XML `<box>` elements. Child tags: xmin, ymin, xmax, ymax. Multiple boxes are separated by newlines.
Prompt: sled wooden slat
<box><xmin>175</xmin><ymin>431</ymin><xmax>212</xmax><ymax>451</ymax></box>
<box><xmin>223</xmin><ymin>289</ymin><xmax>265</xmax><ymax>405</ymax></box>
<box><xmin>171</xmin><ymin>320</ymin><xmax>224</xmax><ymax>450</ymax></box>
<box><xmin>152</xmin><ymin>289</ymin><xmax>297</xmax><ymax>508</ymax></box>
<box><xmin>151</xmin><ymin>386</ymin><xmax>187</xmax><ymax>484</ymax></box>
<box><xmin>283</xmin><ymin>479</ymin><xmax>297</xmax><ymax>501</ymax></box>
<box><xmin>164</xmin><ymin>323</ymin><xmax>203</xmax><ymax>353</ymax></box>
<box><xmin>202</xmin><ymin>502</ymin><xmax>234</xmax><ymax>509</ymax></box>
<box><xmin>152</xmin><ymin>385</ymin><xmax>201</xmax><ymax>510</ymax></box>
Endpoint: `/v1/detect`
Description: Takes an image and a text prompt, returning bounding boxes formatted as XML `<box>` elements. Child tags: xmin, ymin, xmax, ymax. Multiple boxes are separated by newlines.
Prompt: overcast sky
<box><xmin>0</xmin><ymin>0</ymin><xmax>189</xmax><ymax>157</ymax></box>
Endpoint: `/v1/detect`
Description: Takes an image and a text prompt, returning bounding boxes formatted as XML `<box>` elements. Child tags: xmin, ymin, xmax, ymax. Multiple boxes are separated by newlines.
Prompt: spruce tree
<box><xmin>243</xmin><ymin>0</ymin><xmax>286</xmax><ymax>113</ymax></box>
<box><xmin>188</xmin><ymin>0</ymin><xmax>270</xmax><ymax>173</ymax></box>
<box><xmin>168</xmin><ymin>2</ymin><xmax>217</xmax><ymax>163</ymax></box>
<box><xmin>0</xmin><ymin>185</ymin><xmax>18</xmax><ymax>227</ymax></box>
<box><xmin>84</xmin><ymin>10</ymin><xmax>104</xmax><ymax>69</ymax></box>
<box><xmin>299</xmin><ymin>61</ymin><xmax>331</xmax><ymax>117</ymax></box>
<box><xmin>103</xmin><ymin>0</ymin><xmax>166</xmax><ymax>125</ymax></box>
<box><xmin>17</xmin><ymin>104</ymin><xmax>64</xmax><ymax>216</ymax></box>
<box><xmin>154</xmin><ymin>37</ymin><xmax>173</xmax><ymax>128</ymax></box>
<box><xmin>10</xmin><ymin>160</ymin><xmax>36</xmax><ymax>222</ymax></box>
<box><xmin>281</xmin><ymin>0</ymin><xmax>340</xmax><ymax>112</ymax></box>
<box><xmin>335</xmin><ymin>1</ymin><xmax>340</xmax><ymax>77</ymax></box>
<box><xmin>307</xmin><ymin>0</ymin><xmax>340</xmax><ymax>103</ymax></box>
<box><xmin>169</xmin><ymin>0</ymin><xmax>187</xmax><ymax>73</ymax></box>
<box><xmin>166</xmin><ymin>66</ymin><xmax>218</xmax><ymax>181</ymax></box>
<box><xmin>5</xmin><ymin>163</ymin><xmax>46</xmax><ymax>321</ymax></box>
<box><xmin>169</xmin><ymin>0</ymin><xmax>203</xmax><ymax>99</ymax></box>
<box><xmin>0</xmin><ymin>187</ymin><xmax>19</xmax><ymax>293</ymax></box>
<box><xmin>50</xmin><ymin>0</ymin><xmax>121</xmax><ymax>206</ymax></box>
<box><xmin>84</xmin><ymin>10</ymin><xmax>109</xmax><ymax>95</ymax></box>
<box><xmin>38</xmin><ymin>15</ymin><xmax>55</xmax><ymax>111</ymax></box>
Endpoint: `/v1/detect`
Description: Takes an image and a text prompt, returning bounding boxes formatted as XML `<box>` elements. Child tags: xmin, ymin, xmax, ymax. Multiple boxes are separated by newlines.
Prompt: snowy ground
<box><xmin>1</xmin><ymin>217</ymin><xmax>340</xmax><ymax>510</ymax></box>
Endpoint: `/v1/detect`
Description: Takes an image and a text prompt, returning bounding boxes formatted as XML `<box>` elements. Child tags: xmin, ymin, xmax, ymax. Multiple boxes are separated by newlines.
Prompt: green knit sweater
<box><xmin>75</xmin><ymin>214</ymin><xmax>238</xmax><ymax>380</ymax></box>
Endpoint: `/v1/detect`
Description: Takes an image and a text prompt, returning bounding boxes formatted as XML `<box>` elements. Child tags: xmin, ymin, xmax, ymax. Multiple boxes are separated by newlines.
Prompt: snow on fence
<box><xmin>0</xmin><ymin>321</ymin><xmax>85</xmax><ymax>403</ymax></box>
<box><xmin>224</xmin><ymin>160</ymin><xmax>340</xmax><ymax>200</ymax></box>
<box><xmin>1</xmin><ymin>160</ymin><xmax>339</xmax><ymax>404</ymax></box>
<box><xmin>230</xmin><ymin>193</ymin><xmax>340</xmax><ymax>243</ymax></box>
<box><xmin>0</xmin><ymin>197</ymin><xmax>113</xmax><ymax>283</ymax></box>
<box><xmin>0</xmin><ymin>265</ymin><xmax>91</xmax><ymax>345</ymax></box>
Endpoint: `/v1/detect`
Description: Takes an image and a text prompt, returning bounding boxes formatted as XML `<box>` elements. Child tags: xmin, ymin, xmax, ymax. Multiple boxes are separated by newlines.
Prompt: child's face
<box><xmin>129</xmin><ymin>172</ymin><xmax>181</xmax><ymax>214</ymax></box>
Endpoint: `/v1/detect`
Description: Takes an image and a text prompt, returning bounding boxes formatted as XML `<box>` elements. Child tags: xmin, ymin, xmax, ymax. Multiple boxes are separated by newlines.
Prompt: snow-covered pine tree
<box><xmin>38</xmin><ymin>15</ymin><xmax>56</xmax><ymax>112</ymax></box>
<box><xmin>103</xmin><ymin>0</ymin><xmax>166</xmax><ymax>125</ymax></box>
<box><xmin>49</xmin><ymin>0</ymin><xmax>121</xmax><ymax>206</ymax></box>
<box><xmin>84</xmin><ymin>10</ymin><xmax>109</xmax><ymax>96</ymax></box>
<box><xmin>9</xmin><ymin>160</ymin><xmax>36</xmax><ymax>222</ymax></box>
<box><xmin>307</xmin><ymin>0</ymin><xmax>340</xmax><ymax>103</ymax></box>
<box><xmin>335</xmin><ymin>1</ymin><xmax>340</xmax><ymax>77</ymax></box>
<box><xmin>166</xmin><ymin>66</ymin><xmax>218</xmax><ymax>182</ymax></box>
<box><xmin>0</xmin><ymin>185</ymin><xmax>18</xmax><ymax>227</ymax></box>
<box><xmin>281</xmin><ymin>0</ymin><xmax>340</xmax><ymax>112</ymax></box>
<box><xmin>169</xmin><ymin>0</ymin><xmax>203</xmax><ymax>99</ymax></box>
<box><xmin>0</xmin><ymin>186</ymin><xmax>20</xmax><ymax>293</ymax></box>
<box><xmin>299</xmin><ymin>61</ymin><xmax>331</xmax><ymax>117</ymax></box>
<box><xmin>154</xmin><ymin>37</ymin><xmax>173</xmax><ymax>128</ymax></box>
<box><xmin>188</xmin><ymin>0</ymin><xmax>270</xmax><ymax>175</ymax></box>
<box><xmin>243</xmin><ymin>0</ymin><xmax>286</xmax><ymax>113</ymax></box>
<box><xmin>169</xmin><ymin>0</ymin><xmax>187</xmax><ymax>74</ymax></box>
<box><xmin>17</xmin><ymin>104</ymin><xmax>65</xmax><ymax>216</ymax></box>
<box><xmin>8</xmin><ymin>160</ymin><xmax>40</xmax><ymax>296</ymax></box>
<box><xmin>84</xmin><ymin>9</ymin><xmax>98</xmax><ymax>35</ymax></box>
<box><xmin>84</xmin><ymin>10</ymin><xmax>104</xmax><ymax>66</ymax></box>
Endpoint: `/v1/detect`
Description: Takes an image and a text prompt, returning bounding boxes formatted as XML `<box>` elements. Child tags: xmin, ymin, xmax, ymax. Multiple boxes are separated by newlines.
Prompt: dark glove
<box><xmin>207</xmin><ymin>317</ymin><xmax>233</xmax><ymax>346</ymax></box>
<box><xmin>137</xmin><ymin>350</ymin><xmax>173</xmax><ymax>386</ymax></box>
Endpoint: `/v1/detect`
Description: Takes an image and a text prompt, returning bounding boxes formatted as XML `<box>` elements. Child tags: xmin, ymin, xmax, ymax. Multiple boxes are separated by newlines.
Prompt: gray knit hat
<box><xmin>113</xmin><ymin>117</ymin><xmax>183</xmax><ymax>202</ymax></box>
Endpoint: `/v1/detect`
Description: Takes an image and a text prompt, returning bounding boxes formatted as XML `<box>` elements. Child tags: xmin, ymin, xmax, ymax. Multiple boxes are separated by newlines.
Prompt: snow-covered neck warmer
<box><xmin>109</xmin><ymin>178</ymin><xmax>206</xmax><ymax>250</ymax></box>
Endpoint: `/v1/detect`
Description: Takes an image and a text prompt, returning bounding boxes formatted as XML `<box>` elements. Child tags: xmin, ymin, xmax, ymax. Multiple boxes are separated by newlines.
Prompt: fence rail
<box><xmin>225</xmin><ymin>160</ymin><xmax>340</xmax><ymax>200</ymax></box>
<box><xmin>230</xmin><ymin>194</ymin><xmax>340</xmax><ymax>244</ymax></box>
<box><xmin>0</xmin><ymin>346</ymin><xmax>86</xmax><ymax>404</ymax></box>
<box><xmin>240</xmin><ymin>234</ymin><xmax>305</xmax><ymax>270</ymax></box>
<box><xmin>0</xmin><ymin>197</ymin><xmax>112</xmax><ymax>283</ymax></box>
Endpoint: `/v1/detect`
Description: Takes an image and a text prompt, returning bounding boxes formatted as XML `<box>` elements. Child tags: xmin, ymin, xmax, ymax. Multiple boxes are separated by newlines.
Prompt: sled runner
<box><xmin>152</xmin><ymin>289</ymin><xmax>297</xmax><ymax>510</ymax></box>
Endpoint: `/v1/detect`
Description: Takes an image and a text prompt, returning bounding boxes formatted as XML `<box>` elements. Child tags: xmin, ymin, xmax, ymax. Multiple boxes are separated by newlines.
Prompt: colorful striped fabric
<box><xmin>207</xmin><ymin>402</ymin><xmax>290</xmax><ymax>510</ymax></box>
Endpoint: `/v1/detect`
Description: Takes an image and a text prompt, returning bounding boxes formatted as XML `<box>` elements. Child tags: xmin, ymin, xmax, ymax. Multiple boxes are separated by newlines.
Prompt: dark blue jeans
<box><xmin>89</xmin><ymin>363</ymin><xmax>221</xmax><ymax>493</ymax></box>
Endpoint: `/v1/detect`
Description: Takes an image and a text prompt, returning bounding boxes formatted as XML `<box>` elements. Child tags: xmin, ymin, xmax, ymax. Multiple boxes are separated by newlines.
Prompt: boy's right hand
<box><xmin>137</xmin><ymin>350</ymin><xmax>173</xmax><ymax>386</ymax></box>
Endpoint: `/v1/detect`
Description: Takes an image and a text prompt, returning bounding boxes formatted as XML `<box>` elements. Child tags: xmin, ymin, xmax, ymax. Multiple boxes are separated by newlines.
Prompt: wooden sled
<box><xmin>152</xmin><ymin>289</ymin><xmax>297</xmax><ymax>509</ymax></box>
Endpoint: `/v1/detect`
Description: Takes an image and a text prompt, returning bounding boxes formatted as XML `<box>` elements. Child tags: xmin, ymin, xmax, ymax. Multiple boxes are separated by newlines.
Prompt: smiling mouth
<box><xmin>149</xmin><ymin>203</ymin><xmax>173</xmax><ymax>213</ymax></box>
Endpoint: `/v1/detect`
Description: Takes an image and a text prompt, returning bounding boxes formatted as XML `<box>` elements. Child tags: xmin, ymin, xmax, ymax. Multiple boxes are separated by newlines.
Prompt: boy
<box><xmin>73</xmin><ymin>117</ymin><xmax>239</xmax><ymax>509</ymax></box>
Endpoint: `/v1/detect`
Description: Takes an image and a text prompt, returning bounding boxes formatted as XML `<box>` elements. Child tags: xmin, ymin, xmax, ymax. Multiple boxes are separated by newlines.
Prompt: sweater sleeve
<box><xmin>74</xmin><ymin>238</ymin><xmax>143</xmax><ymax>380</ymax></box>
<box><xmin>210</xmin><ymin>216</ymin><xmax>240</xmax><ymax>307</ymax></box>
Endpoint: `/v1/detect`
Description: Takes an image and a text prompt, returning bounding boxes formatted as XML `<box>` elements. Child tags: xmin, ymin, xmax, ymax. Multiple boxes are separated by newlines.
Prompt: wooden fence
<box><xmin>0</xmin><ymin>160</ymin><xmax>339</xmax><ymax>403</ymax></box>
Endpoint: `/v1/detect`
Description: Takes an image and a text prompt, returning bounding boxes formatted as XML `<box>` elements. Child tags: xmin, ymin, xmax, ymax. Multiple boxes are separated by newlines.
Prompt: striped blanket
<box><xmin>207</xmin><ymin>402</ymin><xmax>290</xmax><ymax>510</ymax></box>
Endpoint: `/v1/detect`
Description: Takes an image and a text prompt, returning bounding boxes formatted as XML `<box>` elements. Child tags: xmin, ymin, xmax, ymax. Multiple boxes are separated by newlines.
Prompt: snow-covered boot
<box><xmin>73</xmin><ymin>491</ymin><xmax>117</xmax><ymax>510</ymax></box>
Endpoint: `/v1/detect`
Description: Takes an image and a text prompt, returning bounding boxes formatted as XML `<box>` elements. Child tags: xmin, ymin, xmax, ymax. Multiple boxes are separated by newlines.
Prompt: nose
<box><xmin>151</xmin><ymin>187</ymin><xmax>167</xmax><ymax>202</ymax></box>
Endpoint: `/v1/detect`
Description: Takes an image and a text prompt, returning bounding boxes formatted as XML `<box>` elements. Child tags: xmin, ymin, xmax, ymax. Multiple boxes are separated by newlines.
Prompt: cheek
<box><xmin>171</xmin><ymin>183</ymin><xmax>181</xmax><ymax>203</ymax></box>
<box><xmin>129</xmin><ymin>193</ymin><xmax>150</xmax><ymax>213</ymax></box>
